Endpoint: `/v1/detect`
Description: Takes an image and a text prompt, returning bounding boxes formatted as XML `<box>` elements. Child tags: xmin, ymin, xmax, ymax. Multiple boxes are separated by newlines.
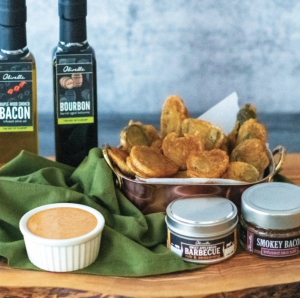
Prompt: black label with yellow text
<box><xmin>56</xmin><ymin>53</ymin><xmax>94</xmax><ymax>125</ymax></box>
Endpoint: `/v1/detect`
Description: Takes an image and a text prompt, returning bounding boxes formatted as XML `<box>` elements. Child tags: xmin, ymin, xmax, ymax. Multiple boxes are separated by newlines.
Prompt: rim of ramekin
<box><xmin>19</xmin><ymin>203</ymin><xmax>105</xmax><ymax>246</ymax></box>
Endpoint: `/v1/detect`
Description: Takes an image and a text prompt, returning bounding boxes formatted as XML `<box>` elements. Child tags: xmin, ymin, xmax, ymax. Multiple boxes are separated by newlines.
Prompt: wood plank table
<box><xmin>0</xmin><ymin>154</ymin><xmax>300</xmax><ymax>298</ymax></box>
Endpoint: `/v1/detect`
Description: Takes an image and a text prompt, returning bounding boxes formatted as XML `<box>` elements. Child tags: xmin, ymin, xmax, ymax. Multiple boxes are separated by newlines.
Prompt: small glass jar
<box><xmin>166</xmin><ymin>196</ymin><xmax>238</xmax><ymax>264</ymax></box>
<box><xmin>240</xmin><ymin>182</ymin><xmax>300</xmax><ymax>258</ymax></box>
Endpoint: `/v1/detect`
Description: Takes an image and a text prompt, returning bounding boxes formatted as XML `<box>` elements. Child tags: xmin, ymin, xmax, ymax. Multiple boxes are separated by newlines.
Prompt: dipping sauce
<box><xmin>166</xmin><ymin>197</ymin><xmax>238</xmax><ymax>264</ymax></box>
<box><xmin>27</xmin><ymin>207</ymin><xmax>98</xmax><ymax>239</ymax></box>
<box><xmin>240</xmin><ymin>183</ymin><xmax>300</xmax><ymax>258</ymax></box>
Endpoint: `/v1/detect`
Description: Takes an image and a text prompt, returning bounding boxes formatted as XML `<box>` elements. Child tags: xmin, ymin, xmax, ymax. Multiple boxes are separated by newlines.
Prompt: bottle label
<box><xmin>0</xmin><ymin>62</ymin><xmax>34</xmax><ymax>132</ymax></box>
<box><xmin>167</xmin><ymin>229</ymin><xmax>237</xmax><ymax>263</ymax></box>
<box><xmin>56</xmin><ymin>53</ymin><xmax>95</xmax><ymax>125</ymax></box>
<box><xmin>240</xmin><ymin>224</ymin><xmax>300</xmax><ymax>257</ymax></box>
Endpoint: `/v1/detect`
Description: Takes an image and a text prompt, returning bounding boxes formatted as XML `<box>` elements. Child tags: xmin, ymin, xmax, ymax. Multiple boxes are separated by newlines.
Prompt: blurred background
<box><xmin>26</xmin><ymin>0</ymin><xmax>300</xmax><ymax>156</ymax></box>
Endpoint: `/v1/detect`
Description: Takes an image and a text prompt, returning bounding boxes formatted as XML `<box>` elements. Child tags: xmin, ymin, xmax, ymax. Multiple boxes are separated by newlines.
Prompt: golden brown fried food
<box><xmin>120</xmin><ymin>121</ymin><xmax>160</xmax><ymax>152</ymax></box>
<box><xmin>162</xmin><ymin>132</ymin><xmax>204</xmax><ymax>170</ymax></box>
<box><xmin>120</xmin><ymin>123</ymin><xmax>148</xmax><ymax>151</ymax></box>
<box><xmin>222</xmin><ymin>162</ymin><xmax>260</xmax><ymax>183</ymax></box>
<box><xmin>128</xmin><ymin>120</ymin><xmax>161</xmax><ymax>144</ymax></box>
<box><xmin>181</xmin><ymin>118</ymin><xmax>226</xmax><ymax>150</ymax></box>
<box><xmin>127</xmin><ymin>146</ymin><xmax>179</xmax><ymax>178</ymax></box>
<box><xmin>107</xmin><ymin>147</ymin><xmax>136</xmax><ymax>177</ymax></box>
<box><xmin>186</xmin><ymin>149</ymin><xmax>229</xmax><ymax>178</ymax></box>
<box><xmin>150</xmin><ymin>139</ymin><xmax>163</xmax><ymax>154</ymax></box>
<box><xmin>126</xmin><ymin>156</ymin><xmax>152</xmax><ymax>178</ymax></box>
<box><xmin>236</xmin><ymin>118</ymin><xmax>267</xmax><ymax>146</ymax></box>
<box><xmin>227</xmin><ymin>104</ymin><xmax>257</xmax><ymax>152</ymax></box>
<box><xmin>230</xmin><ymin>138</ymin><xmax>269</xmax><ymax>172</ymax></box>
<box><xmin>171</xmin><ymin>171</ymin><xmax>188</xmax><ymax>178</ymax></box>
<box><xmin>160</xmin><ymin>95</ymin><xmax>189</xmax><ymax>139</ymax></box>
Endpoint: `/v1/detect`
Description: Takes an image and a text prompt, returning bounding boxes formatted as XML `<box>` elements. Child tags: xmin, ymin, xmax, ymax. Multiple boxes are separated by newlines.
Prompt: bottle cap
<box><xmin>59</xmin><ymin>0</ymin><xmax>87</xmax><ymax>20</ymax></box>
<box><xmin>166</xmin><ymin>197</ymin><xmax>238</xmax><ymax>237</ymax></box>
<box><xmin>0</xmin><ymin>0</ymin><xmax>27</xmax><ymax>27</ymax></box>
<box><xmin>241</xmin><ymin>182</ymin><xmax>300</xmax><ymax>229</ymax></box>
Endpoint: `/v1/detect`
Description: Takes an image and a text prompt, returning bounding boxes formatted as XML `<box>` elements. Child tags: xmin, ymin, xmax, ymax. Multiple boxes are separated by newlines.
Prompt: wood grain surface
<box><xmin>0</xmin><ymin>154</ymin><xmax>299</xmax><ymax>298</ymax></box>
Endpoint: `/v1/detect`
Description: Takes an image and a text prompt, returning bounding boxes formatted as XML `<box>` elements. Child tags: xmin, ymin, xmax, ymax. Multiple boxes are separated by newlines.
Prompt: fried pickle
<box><xmin>160</xmin><ymin>95</ymin><xmax>189</xmax><ymax>139</ymax></box>
<box><xmin>227</xmin><ymin>104</ymin><xmax>257</xmax><ymax>152</ymax></box>
<box><xmin>230</xmin><ymin>138</ymin><xmax>269</xmax><ymax>172</ymax></box>
<box><xmin>181</xmin><ymin>118</ymin><xmax>226</xmax><ymax>150</ymax></box>
<box><xmin>162</xmin><ymin>132</ymin><xmax>204</xmax><ymax>170</ymax></box>
<box><xmin>236</xmin><ymin>118</ymin><xmax>267</xmax><ymax>146</ymax></box>
<box><xmin>107</xmin><ymin>146</ymin><xmax>136</xmax><ymax>177</ymax></box>
<box><xmin>222</xmin><ymin>162</ymin><xmax>260</xmax><ymax>183</ymax></box>
<box><xmin>120</xmin><ymin>121</ymin><xmax>160</xmax><ymax>152</ymax></box>
<box><xmin>127</xmin><ymin>146</ymin><xmax>179</xmax><ymax>178</ymax></box>
<box><xmin>150</xmin><ymin>139</ymin><xmax>163</xmax><ymax>154</ymax></box>
<box><xmin>186</xmin><ymin>149</ymin><xmax>229</xmax><ymax>178</ymax></box>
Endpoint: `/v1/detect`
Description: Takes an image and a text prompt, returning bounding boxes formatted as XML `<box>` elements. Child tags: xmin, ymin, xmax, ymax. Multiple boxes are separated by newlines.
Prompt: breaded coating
<box><xmin>181</xmin><ymin>118</ymin><xmax>226</xmax><ymax>150</ymax></box>
<box><xmin>227</xmin><ymin>104</ymin><xmax>257</xmax><ymax>152</ymax></box>
<box><xmin>107</xmin><ymin>147</ymin><xmax>136</xmax><ymax>177</ymax></box>
<box><xmin>160</xmin><ymin>95</ymin><xmax>189</xmax><ymax>139</ymax></box>
<box><xmin>126</xmin><ymin>156</ymin><xmax>152</xmax><ymax>178</ymax></box>
<box><xmin>128</xmin><ymin>120</ymin><xmax>161</xmax><ymax>144</ymax></box>
<box><xmin>150</xmin><ymin>139</ymin><xmax>163</xmax><ymax>154</ymax></box>
<box><xmin>236</xmin><ymin>118</ymin><xmax>267</xmax><ymax>146</ymax></box>
<box><xmin>186</xmin><ymin>149</ymin><xmax>229</xmax><ymax>178</ymax></box>
<box><xmin>120</xmin><ymin>121</ymin><xmax>161</xmax><ymax>152</ymax></box>
<box><xmin>162</xmin><ymin>132</ymin><xmax>204</xmax><ymax>170</ymax></box>
<box><xmin>222</xmin><ymin>162</ymin><xmax>260</xmax><ymax>183</ymax></box>
<box><xmin>120</xmin><ymin>123</ymin><xmax>149</xmax><ymax>152</ymax></box>
<box><xmin>127</xmin><ymin>146</ymin><xmax>179</xmax><ymax>178</ymax></box>
<box><xmin>230</xmin><ymin>138</ymin><xmax>269</xmax><ymax>172</ymax></box>
<box><xmin>171</xmin><ymin>171</ymin><xmax>188</xmax><ymax>178</ymax></box>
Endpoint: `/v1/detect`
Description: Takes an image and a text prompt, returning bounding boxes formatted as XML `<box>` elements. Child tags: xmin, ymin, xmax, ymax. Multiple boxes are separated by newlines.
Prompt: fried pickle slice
<box><xmin>160</xmin><ymin>95</ymin><xmax>189</xmax><ymax>139</ymax></box>
<box><xmin>186</xmin><ymin>149</ymin><xmax>229</xmax><ymax>178</ymax></box>
<box><xmin>236</xmin><ymin>118</ymin><xmax>267</xmax><ymax>146</ymax></box>
<box><xmin>162</xmin><ymin>132</ymin><xmax>204</xmax><ymax>170</ymax></box>
<box><xmin>222</xmin><ymin>162</ymin><xmax>260</xmax><ymax>183</ymax></box>
<box><xmin>227</xmin><ymin>104</ymin><xmax>257</xmax><ymax>152</ymax></box>
<box><xmin>126</xmin><ymin>156</ymin><xmax>152</xmax><ymax>179</ymax></box>
<box><xmin>128</xmin><ymin>146</ymin><xmax>179</xmax><ymax>178</ymax></box>
<box><xmin>150</xmin><ymin>139</ymin><xmax>163</xmax><ymax>154</ymax></box>
<box><xmin>120</xmin><ymin>121</ymin><xmax>160</xmax><ymax>152</ymax></box>
<box><xmin>181</xmin><ymin>118</ymin><xmax>226</xmax><ymax>150</ymax></box>
<box><xmin>230</xmin><ymin>138</ymin><xmax>269</xmax><ymax>172</ymax></box>
<box><xmin>107</xmin><ymin>146</ymin><xmax>135</xmax><ymax>177</ymax></box>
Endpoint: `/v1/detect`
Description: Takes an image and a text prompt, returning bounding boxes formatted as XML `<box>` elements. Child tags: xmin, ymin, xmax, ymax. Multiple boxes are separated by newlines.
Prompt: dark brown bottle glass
<box><xmin>53</xmin><ymin>0</ymin><xmax>98</xmax><ymax>167</ymax></box>
<box><xmin>0</xmin><ymin>0</ymin><xmax>38</xmax><ymax>166</ymax></box>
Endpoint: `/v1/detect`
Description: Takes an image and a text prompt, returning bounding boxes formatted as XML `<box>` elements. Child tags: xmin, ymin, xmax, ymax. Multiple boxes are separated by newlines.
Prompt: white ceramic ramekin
<box><xmin>19</xmin><ymin>203</ymin><xmax>105</xmax><ymax>272</ymax></box>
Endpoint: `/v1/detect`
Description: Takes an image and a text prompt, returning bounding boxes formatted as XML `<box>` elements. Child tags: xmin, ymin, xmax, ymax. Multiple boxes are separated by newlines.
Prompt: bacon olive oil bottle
<box><xmin>53</xmin><ymin>0</ymin><xmax>98</xmax><ymax>167</ymax></box>
<box><xmin>0</xmin><ymin>0</ymin><xmax>38</xmax><ymax>166</ymax></box>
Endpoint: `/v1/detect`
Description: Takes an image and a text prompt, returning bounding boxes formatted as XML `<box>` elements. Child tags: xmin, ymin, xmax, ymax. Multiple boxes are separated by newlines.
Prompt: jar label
<box><xmin>167</xmin><ymin>229</ymin><xmax>237</xmax><ymax>262</ymax></box>
<box><xmin>55</xmin><ymin>53</ymin><xmax>94</xmax><ymax>125</ymax></box>
<box><xmin>240</xmin><ymin>225</ymin><xmax>300</xmax><ymax>257</ymax></box>
<box><xmin>0</xmin><ymin>62</ymin><xmax>34</xmax><ymax>132</ymax></box>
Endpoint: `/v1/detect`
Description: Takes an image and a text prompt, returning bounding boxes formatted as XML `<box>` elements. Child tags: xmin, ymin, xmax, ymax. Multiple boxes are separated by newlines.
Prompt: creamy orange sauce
<box><xmin>27</xmin><ymin>207</ymin><xmax>98</xmax><ymax>239</ymax></box>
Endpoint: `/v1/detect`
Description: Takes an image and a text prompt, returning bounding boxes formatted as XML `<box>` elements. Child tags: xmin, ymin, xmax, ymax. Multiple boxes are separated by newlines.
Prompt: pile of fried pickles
<box><xmin>107</xmin><ymin>95</ymin><xmax>270</xmax><ymax>183</ymax></box>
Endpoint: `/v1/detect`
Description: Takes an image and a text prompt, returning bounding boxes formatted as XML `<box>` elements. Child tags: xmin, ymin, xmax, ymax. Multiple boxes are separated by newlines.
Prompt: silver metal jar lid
<box><xmin>166</xmin><ymin>197</ymin><xmax>238</xmax><ymax>238</ymax></box>
<box><xmin>241</xmin><ymin>182</ymin><xmax>300</xmax><ymax>230</ymax></box>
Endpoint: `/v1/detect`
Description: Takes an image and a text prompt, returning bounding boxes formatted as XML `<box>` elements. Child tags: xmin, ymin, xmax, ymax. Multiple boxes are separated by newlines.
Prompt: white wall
<box><xmin>26</xmin><ymin>0</ymin><xmax>300</xmax><ymax>115</ymax></box>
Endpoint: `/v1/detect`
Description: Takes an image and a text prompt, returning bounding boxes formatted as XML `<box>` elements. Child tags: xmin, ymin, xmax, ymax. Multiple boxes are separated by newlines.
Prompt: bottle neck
<box><xmin>0</xmin><ymin>24</ymin><xmax>27</xmax><ymax>51</ymax></box>
<box><xmin>59</xmin><ymin>18</ymin><xmax>87</xmax><ymax>44</ymax></box>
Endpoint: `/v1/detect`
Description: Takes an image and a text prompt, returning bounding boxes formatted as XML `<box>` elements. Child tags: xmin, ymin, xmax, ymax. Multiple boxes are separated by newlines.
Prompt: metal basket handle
<box><xmin>272</xmin><ymin>145</ymin><xmax>286</xmax><ymax>173</ymax></box>
<box><xmin>102</xmin><ymin>144</ymin><xmax>123</xmax><ymax>188</ymax></box>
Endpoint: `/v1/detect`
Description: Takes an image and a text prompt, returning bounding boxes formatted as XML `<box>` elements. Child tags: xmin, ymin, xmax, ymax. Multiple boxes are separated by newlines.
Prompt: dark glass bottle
<box><xmin>53</xmin><ymin>0</ymin><xmax>98</xmax><ymax>167</ymax></box>
<box><xmin>0</xmin><ymin>0</ymin><xmax>38</xmax><ymax>166</ymax></box>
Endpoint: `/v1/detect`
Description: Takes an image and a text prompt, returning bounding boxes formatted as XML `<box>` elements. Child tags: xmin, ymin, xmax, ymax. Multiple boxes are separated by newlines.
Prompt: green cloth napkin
<box><xmin>0</xmin><ymin>148</ymin><xmax>199</xmax><ymax>276</ymax></box>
